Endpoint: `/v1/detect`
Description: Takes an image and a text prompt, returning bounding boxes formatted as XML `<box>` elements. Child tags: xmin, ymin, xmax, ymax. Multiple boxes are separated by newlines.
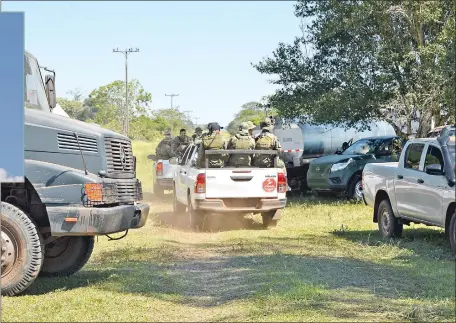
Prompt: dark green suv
<box><xmin>307</xmin><ymin>135</ymin><xmax>404</xmax><ymax>200</ymax></box>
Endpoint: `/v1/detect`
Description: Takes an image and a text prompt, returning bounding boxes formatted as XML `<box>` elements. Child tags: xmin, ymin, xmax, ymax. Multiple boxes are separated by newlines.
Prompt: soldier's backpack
<box><xmin>254</xmin><ymin>133</ymin><xmax>275</xmax><ymax>167</ymax></box>
<box><xmin>229</xmin><ymin>134</ymin><xmax>254</xmax><ymax>167</ymax></box>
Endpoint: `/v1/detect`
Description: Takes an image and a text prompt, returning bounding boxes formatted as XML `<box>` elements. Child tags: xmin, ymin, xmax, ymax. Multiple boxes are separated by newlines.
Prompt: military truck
<box><xmin>1</xmin><ymin>51</ymin><xmax>150</xmax><ymax>296</ymax></box>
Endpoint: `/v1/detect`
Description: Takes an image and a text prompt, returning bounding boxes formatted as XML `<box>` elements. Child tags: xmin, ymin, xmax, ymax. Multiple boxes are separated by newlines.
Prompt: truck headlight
<box><xmin>330</xmin><ymin>158</ymin><xmax>353</xmax><ymax>173</ymax></box>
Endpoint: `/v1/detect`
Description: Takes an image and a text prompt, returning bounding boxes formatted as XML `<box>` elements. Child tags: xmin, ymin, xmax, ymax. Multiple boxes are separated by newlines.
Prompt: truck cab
<box><xmin>1</xmin><ymin>51</ymin><xmax>150</xmax><ymax>296</ymax></box>
<box><xmin>362</xmin><ymin>134</ymin><xmax>455</xmax><ymax>254</ymax></box>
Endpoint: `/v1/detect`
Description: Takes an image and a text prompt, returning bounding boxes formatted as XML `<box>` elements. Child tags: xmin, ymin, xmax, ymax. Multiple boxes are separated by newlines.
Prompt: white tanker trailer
<box><xmin>253</xmin><ymin>118</ymin><xmax>396</xmax><ymax>192</ymax></box>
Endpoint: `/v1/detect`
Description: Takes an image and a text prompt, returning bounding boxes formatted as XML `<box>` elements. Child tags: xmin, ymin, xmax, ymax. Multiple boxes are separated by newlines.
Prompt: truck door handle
<box><xmin>417</xmin><ymin>178</ymin><xmax>424</xmax><ymax>184</ymax></box>
<box><xmin>397</xmin><ymin>175</ymin><xmax>403</xmax><ymax>179</ymax></box>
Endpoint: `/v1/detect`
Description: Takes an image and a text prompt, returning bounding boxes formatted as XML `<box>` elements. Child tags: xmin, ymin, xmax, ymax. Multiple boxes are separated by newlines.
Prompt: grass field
<box><xmin>1</xmin><ymin>141</ymin><xmax>455</xmax><ymax>322</ymax></box>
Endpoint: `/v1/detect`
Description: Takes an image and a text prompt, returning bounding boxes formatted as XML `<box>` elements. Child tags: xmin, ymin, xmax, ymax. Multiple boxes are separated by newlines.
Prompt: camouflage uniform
<box><xmin>196</xmin><ymin>122</ymin><xmax>229</xmax><ymax>168</ymax></box>
<box><xmin>227</xmin><ymin>122</ymin><xmax>255</xmax><ymax>167</ymax></box>
<box><xmin>155</xmin><ymin>130</ymin><xmax>174</xmax><ymax>159</ymax></box>
<box><xmin>192</xmin><ymin>127</ymin><xmax>203</xmax><ymax>145</ymax></box>
<box><xmin>247</xmin><ymin>121</ymin><xmax>256</xmax><ymax>139</ymax></box>
<box><xmin>171</xmin><ymin>133</ymin><xmax>192</xmax><ymax>157</ymax></box>
<box><xmin>253</xmin><ymin>117</ymin><xmax>283</xmax><ymax>168</ymax></box>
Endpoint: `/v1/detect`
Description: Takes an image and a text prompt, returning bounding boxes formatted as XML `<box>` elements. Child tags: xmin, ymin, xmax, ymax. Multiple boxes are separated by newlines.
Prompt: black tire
<box><xmin>173</xmin><ymin>188</ymin><xmax>186</xmax><ymax>214</ymax></box>
<box><xmin>347</xmin><ymin>174</ymin><xmax>363</xmax><ymax>200</ymax></box>
<box><xmin>154</xmin><ymin>183</ymin><xmax>165</xmax><ymax>198</ymax></box>
<box><xmin>261</xmin><ymin>211</ymin><xmax>278</xmax><ymax>228</ymax></box>
<box><xmin>448</xmin><ymin>211</ymin><xmax>456</xmax><ymax>257</ymax></box>
<box><xmin>377</xmin><ymin>199</ymin><xmax>403</xmax><ymax>238</ymax></box>
<box><xmin>39</xmin><ymin>236</ymin><xmax>94</xmax><ymax>277</ymax></box>
<box><xmin>187</xmin><ymin>195</ymin><xmax>206</xmax><ymax>231</ymax></box>
<box><xmin>1</xmin><ymin>202</ymin><xmax>44</xmax><ymax>296</ymax></box>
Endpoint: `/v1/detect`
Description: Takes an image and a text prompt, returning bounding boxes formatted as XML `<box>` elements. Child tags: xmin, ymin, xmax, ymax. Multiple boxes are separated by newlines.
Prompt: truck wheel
<box><xmin>39</xmin><ymin>236</ymin><xmax>94</xmax><ymax>277</ymax></box>
<box><xmin>173</xmin><ymin>189</ymin><xmax>186</xmax><ymax>214</ymax></box>
<box><xmin>449</xmin><ymin>211</ymin><xmax>456</xmax><ymax>257</ymax></box>
<box><xmin>261</xmin><ymin>211</ymin><xmax>278</xmax><ymax>228</ymax></box>
<box><xmin>347</xmin><ymin>175</ymin><xmax>363</xmax><ymax>201</ymax></box>
<box><xmin>1</xmin><ymin>202</ymin><xmax>43</xmax><ymax>296</ymax></box>
<box><xmin>154</xmin><ymin>184</ymin><xmax>165</xmax><ymax>198</ymax></box>
<box><xmin>187</xmin><ymin>196</ymin><xmax>205</xmax><ymax>231</ymax></box>
<box><xmin>377</xmin><ymin>199</ymin><xmax>403</xmax><ymax>238</ymax></box>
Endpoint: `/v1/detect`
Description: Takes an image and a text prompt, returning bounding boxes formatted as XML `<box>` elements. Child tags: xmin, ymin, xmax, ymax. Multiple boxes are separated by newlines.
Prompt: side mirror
<box><xmin>425</xmin><ymin>164</ymin><xmax>444</xmax><ymax>176</ymax></box>
<box><xmin>169</xmin><ymin>157</ymin><xmax>178</xmax><ymax>165</ymax></box>
<box><xmin>147</xmin><ymin>154</ymin><xmax>158</xmax><ymax>161</ymax></box>
<box><xmin>45</xmin><ymin>75</ymin><xmax>56</xmax><ymax>109</ymax></box>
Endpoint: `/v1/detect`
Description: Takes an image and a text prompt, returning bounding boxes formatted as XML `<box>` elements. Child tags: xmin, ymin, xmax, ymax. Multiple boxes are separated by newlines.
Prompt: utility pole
<box><xmin>113</xmin><ymin>47</ymin><xmax>139</xmax><ymax>136</ymax></box>
<box><xmin>165</xmin><ymin>93</ymin><xmax>179</xmax><ymax>110</ymax></box>
<box><xmin>193</xmin><ymin>117</ymin><xmax>200</xmax><ymax>129</ymax></box>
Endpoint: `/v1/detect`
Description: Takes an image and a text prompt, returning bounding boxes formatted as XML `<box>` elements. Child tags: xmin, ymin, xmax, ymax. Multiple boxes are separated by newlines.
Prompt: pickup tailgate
<box><xmin>205</xmin><ymin>168</ymin><xmax>280</xmax><ymax>198</ymax></box>
<box><xmin>159</xmin><ymin>160</ymin><xmax>175</xmax><ymax>179</ymax></box>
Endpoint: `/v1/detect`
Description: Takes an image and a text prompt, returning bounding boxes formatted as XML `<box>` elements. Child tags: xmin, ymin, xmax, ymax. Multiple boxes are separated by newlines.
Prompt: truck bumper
<box><xmin>156</xmin><ymin>178</ymin><xmax>173</xmax><ymax>188</ymax></box>
<box><xmin>194</xmin><ymin>198</ymin><xmax>287</xmax><ymax>213</ymax></box>
<box><xmin>46</xmin><ymin>202</ymin><xmax>150</xmax><ymax>236</ymax></box>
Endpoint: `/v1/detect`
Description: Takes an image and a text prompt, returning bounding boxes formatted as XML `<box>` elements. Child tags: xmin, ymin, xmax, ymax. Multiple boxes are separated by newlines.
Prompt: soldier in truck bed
<box><xmin>171</xmin><ymin>128</ymin><xmax>192</xmax><ymax>157</ymax></box>
<box><xmin>196</xmin><ymin>122</ymin><xmax>229</xmax><ymax>168</ymax></box>
<box><xmin>227</xmin><ymin>122</ymin><xmax>255</xmax><ymax>167</ymax></box>
<box><xmin>253</xmin><ymin>117</ymin><xmax>282</xmax><ymax>167</ymax></box>
<box><xmin>155</xmin><ymin>129</ymin><xmax>174</xmax><ymax>159</ymax></box>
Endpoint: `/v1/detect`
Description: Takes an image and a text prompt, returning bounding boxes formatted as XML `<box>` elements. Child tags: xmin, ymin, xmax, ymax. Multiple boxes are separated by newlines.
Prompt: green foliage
<box><xmin>253</xmin><ymin>0</ymin><xmax>455</xmax><ymax>137</ymax></box>
<box><xmin>58</xmin><ymin>80</ymin><xmax>193</xmax><ymax>141</ymax></box>
<box><xmin>226</xmin><ymin>101</ymin><xmax>267</xmax><ymax>134</ymax></box>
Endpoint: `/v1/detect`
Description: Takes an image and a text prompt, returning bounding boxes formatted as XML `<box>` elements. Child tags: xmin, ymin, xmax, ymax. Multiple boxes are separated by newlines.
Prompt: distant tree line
<box><xmin>57</xmin><ymin>80</ymin><xmax>193</xmax><ymax>141</ymax></box>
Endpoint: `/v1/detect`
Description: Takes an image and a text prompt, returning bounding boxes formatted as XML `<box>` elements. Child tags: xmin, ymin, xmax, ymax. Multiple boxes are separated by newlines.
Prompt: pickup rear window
<box><xmin>404</xmin><ymin>143</ymin><xmax>425</xmax><ymax>170</ymax></box>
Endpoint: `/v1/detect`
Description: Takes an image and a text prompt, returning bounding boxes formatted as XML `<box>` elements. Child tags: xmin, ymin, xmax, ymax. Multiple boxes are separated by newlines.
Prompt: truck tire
<box><xmin>347</xmin><ymin>174</ymin><xmax>363</xmax><ymax>201</ymax></box>
<box><xmin>173</xmin><ymin>189</ymin><xmax>186</xmax><ymax>214</ymax></box>
<box><xmin>261</xmin><ymin>211</ymin><xmax>278</xmax><ymax>228</ymax></box>
<box><xmin>449</xmin><ymin>211</ymin><xmax>456</xmax><ymax>257</ymax></box>
<box><xmin>39</xmin><ymin>236</ymin><xmax>94</xmax><ymax>277</ymax></box>
<box><xmin>377</xmin><ymin>199</ymin><xmax>403</xmax><ymax>238</ymax></box>
<box><xmin>154</xmin><ymin>183</ymin><xmax>165</xmax><ymax>198</ymax></box>
<box><xmin>187</xmin><ymin>195</ymin><xmax>205</xmax><ymax>231</ymax></box>
<box><xmin>1</xmin><ymin>202</ymin><xmax>44</xmax><ymax>296</ymax></box>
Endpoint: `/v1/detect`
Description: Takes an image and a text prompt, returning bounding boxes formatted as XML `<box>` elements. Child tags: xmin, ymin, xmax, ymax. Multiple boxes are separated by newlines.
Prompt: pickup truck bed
<box><xmin>172</xmin><ymin>146</ymin><xmax>287</xmax><ymax>229</ymax></box>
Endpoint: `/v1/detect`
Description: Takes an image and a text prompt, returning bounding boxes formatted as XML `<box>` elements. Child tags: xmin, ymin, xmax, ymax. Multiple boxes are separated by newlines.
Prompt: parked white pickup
<box><xmin>170</xmin><ymin>144</ymin><xmax>288</xmax><ymax>229</ymax></box>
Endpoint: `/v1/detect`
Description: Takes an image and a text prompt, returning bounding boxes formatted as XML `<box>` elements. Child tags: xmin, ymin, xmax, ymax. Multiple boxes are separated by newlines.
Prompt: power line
<box><xmin>113</xmin><ymin>47</ymin><xmax>139</xmax><ymax>136</ymax></box>
<box><xmin>165</xmin><ymin>93</ymin><xmax>179</xmax><ymax>110</ymax></box>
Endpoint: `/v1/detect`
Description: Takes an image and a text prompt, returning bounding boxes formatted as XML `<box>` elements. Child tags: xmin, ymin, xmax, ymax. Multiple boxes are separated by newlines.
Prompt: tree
<box><xmin>226</xmin><ymin>101</ymin><xmax>272</xmax><ymax>134</ymax></box>
<box><xmin>253</xmin><ymin>0</ymin><xmax>455</xmax><ymax>137</ymax></box>
<box><xmin>56</xmin><ymin>97</ymin><xmax>84</xmax><ymax>119</ymax></box>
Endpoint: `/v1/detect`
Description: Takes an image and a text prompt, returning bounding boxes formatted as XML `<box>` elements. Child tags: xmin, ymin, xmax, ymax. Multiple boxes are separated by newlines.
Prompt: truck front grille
<box><xmin>84</xmin><ymin>181</ymin><xmax>143</xmax><ymax>206</ymax></box>
<box><xmin>58</xmin><ymin>133</ymin><xmax>98</xmax><ymax>153</ymax></box>
<box><xmin>116</xmin><ymin>182</ymin><xmax>142</xmax><ymax>202</ymax></box>
<box><xmin>105</xmin><ymin>138</ymin><xmax>134</xmax><ymax>174</ymax></box>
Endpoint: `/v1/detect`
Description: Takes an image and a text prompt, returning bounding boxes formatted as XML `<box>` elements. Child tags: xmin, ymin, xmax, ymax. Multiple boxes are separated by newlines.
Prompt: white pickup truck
<box><xmin>362</xmin><ymin>132</ymin><xmax>456</xmax><ymax>255</ymax></box>
<box><xmin>147</xmin><ymin>155</ymin><xmax>179</xmax><ymax>197</ymax></box>
<box><xmin>170</xmin><ymin>144</ymin><xmax>288</xmax><ymax>229</ymax></box>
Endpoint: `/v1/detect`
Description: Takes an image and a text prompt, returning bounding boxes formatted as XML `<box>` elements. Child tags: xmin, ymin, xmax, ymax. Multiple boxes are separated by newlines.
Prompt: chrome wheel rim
<box><xmin>381</xmin><ymin>209</ymin><xmax>390</xmax><ymax>233</ymax></box>
<box><xmin>354</xmin><ymin>181</ymin><xmax>363</xmax><ymax>199</ymax></box>
<box><xmin>1</xmin><ymin>229</ymin><xmax>17</xmax><ymax>278</ymax></box>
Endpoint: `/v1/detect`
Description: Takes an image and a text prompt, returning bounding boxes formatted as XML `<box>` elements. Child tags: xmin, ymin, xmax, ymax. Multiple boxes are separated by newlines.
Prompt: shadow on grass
<box><xmin>25</xmin><ymin>239</ymin><xmax>455</xmax><ymax>313</ymax></box>
<box><xmin>332</xmin><ymin>227</ymin><xmax>454</xmax><ymax>261</ymax></box>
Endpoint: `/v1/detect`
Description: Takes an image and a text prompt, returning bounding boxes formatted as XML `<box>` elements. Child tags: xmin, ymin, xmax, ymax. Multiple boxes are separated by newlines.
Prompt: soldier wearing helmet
<box><xmin>246</xmin><ymin>121</ymin><xmax>256</xmax><ymax>139</ymax></box>
<box><xmin>192</xmin><ymin>127</ymin><xmax>203</xmax><ymax>145</ymax></box>
<box><xmin>196</xmin><ymin>122</ymin><xmax>229</xmax><ymax>168</ymax></box>
<box><xmin>227</xmin><ymin>122</ymin><xmax>255</xmax><ymax>167</ymax></box>
<box><xmin>155</xmin><ymin>129</ymin><xmax>174</xmax><ymax>159</ymax></box>
<box><xmin>253</xmin><ymin>117</ymin><xmax>283</xmax><ymax>168</ymax></box>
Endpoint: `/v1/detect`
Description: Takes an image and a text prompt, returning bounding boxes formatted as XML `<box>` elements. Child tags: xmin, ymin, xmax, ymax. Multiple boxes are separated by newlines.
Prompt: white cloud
<box><xmin>0</xmin><ymin>168</ymin><xmax>24</xmax><ymax>183</ymax></box>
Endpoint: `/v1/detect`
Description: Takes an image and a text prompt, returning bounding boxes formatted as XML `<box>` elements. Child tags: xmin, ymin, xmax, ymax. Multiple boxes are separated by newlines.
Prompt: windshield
<box><xmin>24</xmin><ymin>53</ymin><xmax>50</xmax><ymax>111</ymax></box>
<box><xmin>343</xmin><ymin>138</ymin><xmax>392</xmax><ymax>155</ymax></box>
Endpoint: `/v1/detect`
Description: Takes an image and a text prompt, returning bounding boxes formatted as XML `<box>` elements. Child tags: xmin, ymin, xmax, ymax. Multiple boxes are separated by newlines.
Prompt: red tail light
<box><xmin>156</xmin><ymin>162</ymin><xmax>163</xmax><ymax>176</ymax></box>
<box><xmin>195</xmin><ymin>173</ymin><xmax>206</xmax><ymax>193</ymax></box>
<box><xmin>277</xmin><ymin>172</ymin><xmax>287</xmax><ymax>193</ymax></box>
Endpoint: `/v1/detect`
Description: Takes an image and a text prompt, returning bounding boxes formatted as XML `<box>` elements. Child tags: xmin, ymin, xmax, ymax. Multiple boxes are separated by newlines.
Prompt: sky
<box><xmin>0</xmin><ymin>12</ymin><xmax>25</xmax><ymax>181</ymax></box>
<box><xmin>3</xmin><ymin>1</ymin><xmax>302</xmax><ymax>127</ymax></box>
